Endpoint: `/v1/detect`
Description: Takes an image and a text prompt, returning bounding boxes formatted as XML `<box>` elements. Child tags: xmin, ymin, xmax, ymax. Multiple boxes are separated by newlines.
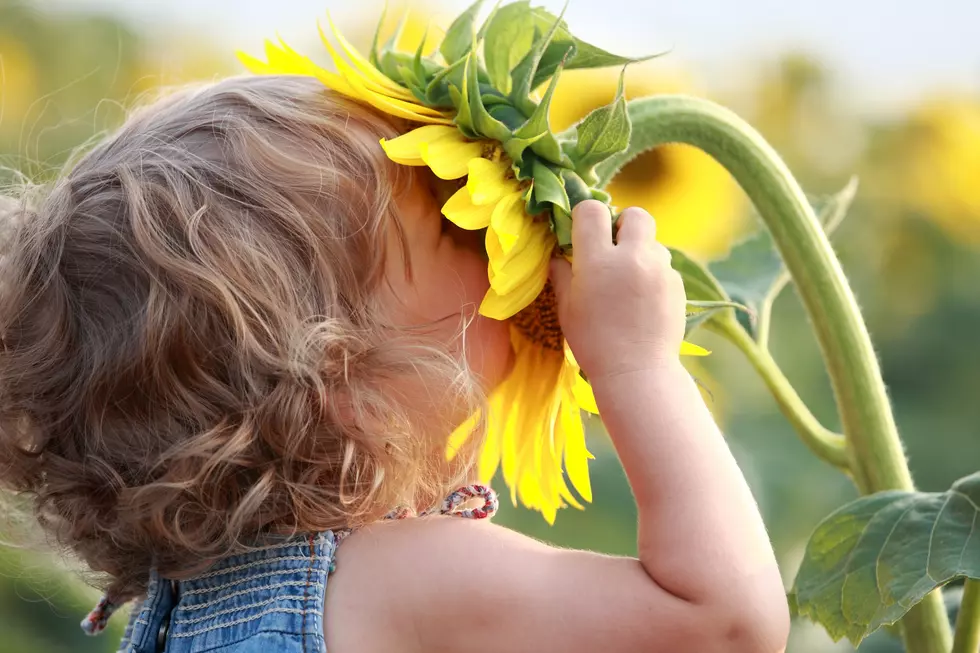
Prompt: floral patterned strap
<box><xmin>426</xmin><ymin>484</ymin><xmax>499</xmax><ymax>519</ymax></box>
<box><xmin>80</xmin><ymin>594</ymin><xmax>118</xmax><ymax>636</ymax></box>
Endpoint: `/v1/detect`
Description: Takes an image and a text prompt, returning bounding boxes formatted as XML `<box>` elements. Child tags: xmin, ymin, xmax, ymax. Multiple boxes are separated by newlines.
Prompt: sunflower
<box><xmin>238</xmin><ymin>3</ymin><xmax>709</xmax><ymax>521</ymax></box>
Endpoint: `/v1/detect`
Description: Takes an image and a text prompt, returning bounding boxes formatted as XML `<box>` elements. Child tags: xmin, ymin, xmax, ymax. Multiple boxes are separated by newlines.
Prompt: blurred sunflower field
<box><xmin>2</xmin><ymin>1</ymin><xmax>979</xmax><ymax>651</ymax></box>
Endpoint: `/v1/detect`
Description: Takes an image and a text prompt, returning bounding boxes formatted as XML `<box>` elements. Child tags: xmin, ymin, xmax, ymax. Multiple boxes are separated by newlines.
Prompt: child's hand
<box><xmin>550</xmin><ymin>200</ymin><xmax>686</xmax><ymax>381</ymax></box>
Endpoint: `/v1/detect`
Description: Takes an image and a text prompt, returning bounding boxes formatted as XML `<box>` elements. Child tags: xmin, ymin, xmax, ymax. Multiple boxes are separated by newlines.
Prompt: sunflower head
<box><xmin>241</xmin><ymin>1</ymin><xmax>660</xmax><ymax>251</ymax></box>
<box><xmin>239</xmin><ymin>1</ymin><xmax>712</xmax><ymax>523</ymax></box>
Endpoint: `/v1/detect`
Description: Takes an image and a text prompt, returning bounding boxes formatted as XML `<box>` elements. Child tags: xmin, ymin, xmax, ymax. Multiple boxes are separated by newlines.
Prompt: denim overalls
<box><xmin>84</xmin><ymin>485</ymin><xmax>497</xmax><ymax>653</ymax></box>
<box><xmin>115</xmin><ymin>531</ymin><xmax>341</xmax><ymax>653</ymax></box>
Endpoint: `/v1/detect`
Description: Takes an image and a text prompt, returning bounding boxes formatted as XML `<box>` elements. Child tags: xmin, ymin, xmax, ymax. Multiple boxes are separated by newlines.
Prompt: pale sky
<box><xmin>37</xmin><ymin>0</ymin><xmax>980</xmax><ymax>113</ymax></box>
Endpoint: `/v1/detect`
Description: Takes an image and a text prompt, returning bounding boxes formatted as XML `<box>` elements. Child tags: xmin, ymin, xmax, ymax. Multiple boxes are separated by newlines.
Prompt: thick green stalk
<box><xmin>953</xmin><ymin>580</ymin><xmax>980</xmax><ymax>653</ymax></box>
<box><xmin>598</xmin><ymin>95</ymin><xmax>951</xmax><ymax>652</ymax></box>
<box><xmin>709</xmin><ymin>318</ymin><xmax>850</xmax><ymax>471</ymax></box>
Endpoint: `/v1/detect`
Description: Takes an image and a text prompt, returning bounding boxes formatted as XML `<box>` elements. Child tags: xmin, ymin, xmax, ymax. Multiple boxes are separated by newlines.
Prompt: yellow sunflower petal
<box><xmin>571</xmin><ymin>374</ymin><xmax>599</xmax><ymax>414</ymax></box>
<box><xmin>545</xmin><ymin>387</ymin><xmax>583</xmax><ymax>511</ymax></box>
<box><xmin>263</xmin><ymin>40</ymin><xmax>297</xmax><ymax>71</ymax></box>
<box><xmin>379</xmin><ymin>125</ymin><xmax>458</xmax><ymax>166</ymax></box>
<box><xmin>442</xmin><ymin>186</ymin><xmax>494</xmax><ymax>230</ymax></box>
<box><xmin>502</xmin><ymin>333</ymin><xmax>558</xmax><ymax>504</ymax></box>
<box><xmin>276</xmin><ymin>37</ymin><xmax>356</xmax><ymax>96</ymax></box>
<box><xmin>487</xmin><ymin>224</ymin><xmax>551</xmax><ymax>295</ymax></box>
<box><xmin>317</xmin><ymin>19</ymin><xmax>425</xmax><ymax>105</ymax></box>
<box><xmin>236</xmin><ymin>49</ymin><xmax>276</xmax><ymax>74</ymax></box>
<box><xmin>561</xmin><ymin>386</ymin><xmax>593</xmax><ymax>502</ymax></box>
<box><xmin>489</xmin><ymin>191</ymin><xmax>533</xmax><ymax>252</ymax></box>
<box><xmin>446</xmin><ymin>410</ymin><xmax>480</xmax><ymax>461</ymax></box>
<box><xmin>324</xmin><ymin>14</ymin><xmax>418</xmax><ymax>100</ymax></box>
<box><xmin>479</xmin><ymin>257</ymin><xmax>549</xmax><ymax>320</ymax></box>
<box><xmin>478</xmin><ymin>390</ymin><xmax>511</xmax><ymax>483</ymax></box>
<box><xmin>466</xmin><ymin>158</ymin><xmax>517</xmax><ymax>206</ymax></box>
<box><xmin>315</xmin><ymin>23</ymin><xmax>451</xmax><ymax>124</ymax></box>
<box><xmin>681</xmin><ymin>340</ymin><xmax>711</xmax><ymax>356</ymax></box>
<box><xmin>420</xmin><ymin>138</ymin><xmax>484</xmax><ymax>180</ymax></box>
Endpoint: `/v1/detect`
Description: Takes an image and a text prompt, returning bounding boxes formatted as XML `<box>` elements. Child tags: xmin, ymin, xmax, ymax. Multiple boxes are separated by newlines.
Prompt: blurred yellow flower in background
<box><xmin>0</xmin><ymin>37</ymin><xmax>39</xmax><ymax>126</ymax></box>
<box><xmin>901</xmin><ymin>97</ymin><xmax>980</xmax><ymax>243</ymax></box>
<box><xmin>549</xmin><ymin>65</ymin><xmax>744</xmax><ymax>260</ymax></box>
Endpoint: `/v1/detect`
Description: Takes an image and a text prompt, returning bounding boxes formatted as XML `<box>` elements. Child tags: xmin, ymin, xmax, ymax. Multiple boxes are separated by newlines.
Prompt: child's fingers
<box><xmin>615</xmin><ymin>207</ymin><xmax>657</xmax><ymax>248</ymax></box>
<box><xmin>571</xmin><ymin>200</ymin><xmax>613</xmax><ymax>261</ymax></box>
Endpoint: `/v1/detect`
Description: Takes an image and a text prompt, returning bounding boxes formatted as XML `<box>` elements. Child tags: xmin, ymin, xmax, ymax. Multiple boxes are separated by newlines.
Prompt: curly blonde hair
<box><xmin>0</xmin><ymin>76</ymin><xmax>481</xmax><ymax>601</ymax></box>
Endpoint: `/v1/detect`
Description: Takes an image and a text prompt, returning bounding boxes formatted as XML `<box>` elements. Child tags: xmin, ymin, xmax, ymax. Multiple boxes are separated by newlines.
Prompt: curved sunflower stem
<box><xmin>953</xmin><ymin>580</ymin><xmax>980</xmax><ymax>653</ymax></box>
<box><xmin>603</xmin><ymin>95</ymin><xmax>951</xmax><ymax>653</ymax></box>
<box><xmin>708</xmin><ymin>318</ymin><xmax>849</xmax><ymax>471</ymax></box>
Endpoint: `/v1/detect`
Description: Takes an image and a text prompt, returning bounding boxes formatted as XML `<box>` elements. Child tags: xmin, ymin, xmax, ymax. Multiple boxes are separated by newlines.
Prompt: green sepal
<box><xmin>502</xmin><ymin>133</ymin><xmax>545</xmax><ymax>166</ymax></box>
<box><xmin>481</xmin><ymin>92</ymin><xmax>510</xmax><ymax>107</ymax></box>
<box><xmin>412</xmin><ymin>26</ymin><xmax>431</xmax><ymax>88</ymax></box>
<box><xmin>488</xmin><ymin>104</ymin><xmax>527</xmax><ymax>130</ymax></box>
<box><xmin>528</xmin><ymin>159</ymin><xmax>570</xmax><ymax>214</ymax></box>
<box><xmin>465</xmin><ymin>47</ymin><xmax>513</xmax><ymax>142</ymax></box>
<box><xmin>379</xmin><ymin>51</ymin><xmax>442</xmax><ymax>96</ymax></box>
<box><xmin>570</xmin><ymin>66</ymin><xmax>631</xmax><ymax>184</ymax></box>
<box><xmin>440</xmin><ymin>0</ymin><xmax>485</xmax><ymax>64</ymax></box>
<box><xmin>590</xmin><ymin>188</ymin><xmax>612</xmax><ymax>204</ymax></box>
<box><xmin>426</xmin><ymin>57</ymin><xmax>466</xmax><ymax>106</ymax></box>
<box><xmin>373</xmin><ymin>8</ymin><xmax>409</xmax><ymax>77</ymax></box>
<box><xmin>483</xmin><ymin>0</ymin><xmax>535</xmax><ymax>96</ymax></box>
<box><xmin>552</xmin><ymin>205</ymin><xmax>573</xmax><ymax>250</ymax></box>
<box><xmin>449</xmin><ymin>60</ymin><xmax>478</xmax><ymax>138</ymax></box>
<box><xmin>396</xmin><ymin>65</ymin><xmax>426</xmax><ymax>101</ymax></box>
<box><xmin>369</xmin><ymin>2</ymin><xmax>390</xmax><ymax>68</ymax></box>
<box><xmin>526</xmin><ymin>7</ymin><xmax>664</xmax><ymax>89</ymax></box>
<box><xmin>510</xmin><ymin>2</ymin><xmax>568</xmax><ymax>109</ymax></box>
<box><xmin>560</xmin><ymin>168</ymin><xmax>592</xmax><ymax>208</ymax></box>
<box><xmin>511</xmin><ymin>56</ymin><xmax>571</xmax><ymax>166</ymax></box>
<box><xmin>513</xmin><ymin>148</ymin><xmax>538</xmax><ymax>180</ymax></box>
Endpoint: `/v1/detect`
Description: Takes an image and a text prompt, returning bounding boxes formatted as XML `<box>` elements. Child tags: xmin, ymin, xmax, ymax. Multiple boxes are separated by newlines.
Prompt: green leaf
<box><xmin>529</xmin><ymin>159</ymin><xmax>570</xmax><ymax>213</ymax></box>
<box><xmin>709</xmin><ymin>178</ymin><xmax>858</xmax><ymax>338</ymax></box>
<box><xmin>669</xmin><ymin>248</ymin><xmax>731</xmax><ymax>304</ymax></box>
<box><xmin>571</xmin><ymin>68</ymin><xmax>632</xmax><ymax>184</ymax></box>
<box><xmin>509</xmin><ymin>55</ymin><xmax>571</xmax><ymax>165</ymax></box>
<box><xmin>440</xmin><ymin>0</ymin><xmax>484</xmax><ymax>64</ymax></box>
<box><xmin>465</xmin><ymin>48</ymin><xmax>512</xmax><ymax>142</ymax></box>
<box><xmin>684</xmin><ymin>300</ymin><xmax>751</xmax><ymax>337</ymax></box>
<box><xmin>791</xmin><ymin>471</ymin><xmax>980</xmax><ymax>645</ymax></box>
<box><xmin>483</xmin><ymin>0</ymin><xmax>535</xmax><ymax>96</ymax></box>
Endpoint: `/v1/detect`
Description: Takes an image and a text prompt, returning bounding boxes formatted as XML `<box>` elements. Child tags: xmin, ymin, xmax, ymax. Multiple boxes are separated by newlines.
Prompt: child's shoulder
<box><xmin>325</xmin><ymin>515</ymin><xmax>532</xmax><ymax>652</ymax></box>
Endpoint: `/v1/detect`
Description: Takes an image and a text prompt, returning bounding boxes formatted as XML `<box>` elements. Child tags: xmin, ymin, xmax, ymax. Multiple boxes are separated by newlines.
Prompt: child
<box><xmin>0</xmin><ymin>75</ymin><xmax>789</xmax><ymax>652</ymax></box>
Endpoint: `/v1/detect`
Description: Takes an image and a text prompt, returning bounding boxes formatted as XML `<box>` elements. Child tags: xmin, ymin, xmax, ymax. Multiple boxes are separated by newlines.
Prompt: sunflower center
<box><xmin>512</xmin><ymin>282</ymin><xmax>564</xmax><ymax>351</ymax></box>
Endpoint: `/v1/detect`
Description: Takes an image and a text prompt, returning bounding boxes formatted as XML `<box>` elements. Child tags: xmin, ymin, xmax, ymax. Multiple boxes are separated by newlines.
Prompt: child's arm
<box><xmin>326</xmin><ymin>201</ymin><xmax>789</xmax><ymax>653</ymax></box>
